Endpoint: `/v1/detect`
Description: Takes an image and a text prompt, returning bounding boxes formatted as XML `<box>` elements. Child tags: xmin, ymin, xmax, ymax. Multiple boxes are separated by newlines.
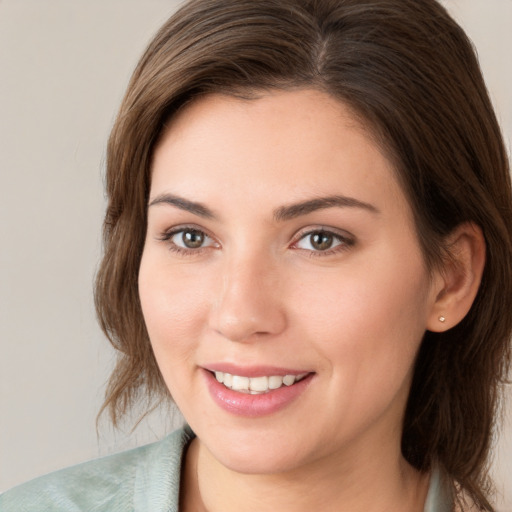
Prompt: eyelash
<box><xmin>157</xmin><ymin>225</ymin><xmax>218</xmax><ymax>256</ymax></box>
<box><xmin>291</xmin><ymin>228</ymin><xmax>355</xmax><ymax>257</ymax></box>
<box><xmin>157</xmin><ymin>226</ymin><xmax>355</xmax><ymax>257</ymax></box>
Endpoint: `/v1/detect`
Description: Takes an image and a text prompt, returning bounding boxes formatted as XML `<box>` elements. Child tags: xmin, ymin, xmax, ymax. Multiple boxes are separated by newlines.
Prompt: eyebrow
<box><xmin>148</xmin><ymin>193</ymin><xmax>379</xmax><ymax>221</ymax></box>
<box><xmin>148</xmin><ymin>193</ymin><xmax>216</xmax><ymax>219</ymax></box>
<box><xmin>273</xmin><ymin>195</ymin><xmax>379</xmax><ymax>221</ymax></box>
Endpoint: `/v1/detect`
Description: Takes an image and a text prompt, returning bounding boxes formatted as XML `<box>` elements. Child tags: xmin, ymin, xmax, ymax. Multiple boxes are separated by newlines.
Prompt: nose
<box><xmin>209</xmin><ymin>253</ymin><xmax>287</xmax><ymax>342</ymax></box>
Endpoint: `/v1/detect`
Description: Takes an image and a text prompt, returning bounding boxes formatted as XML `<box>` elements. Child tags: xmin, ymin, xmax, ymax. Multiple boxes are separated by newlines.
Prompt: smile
<box><xmin>214</xmin><ymin>371</ymin><xmax>309</xmax><ymax>394</ymax></box>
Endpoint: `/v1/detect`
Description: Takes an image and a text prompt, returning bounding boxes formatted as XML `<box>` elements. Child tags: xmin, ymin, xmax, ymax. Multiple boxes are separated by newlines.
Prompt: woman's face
<box><xmin>139</xmin><ymin>89</ymin><xmax>440</xmax><ymax>475</ymax></box>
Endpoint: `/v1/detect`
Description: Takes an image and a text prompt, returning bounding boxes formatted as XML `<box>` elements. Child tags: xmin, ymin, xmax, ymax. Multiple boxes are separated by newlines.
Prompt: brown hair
<box><xmin>95</xmin><ymin>0</ymin><xmax>512</xmax><ymax>509</ymax></box>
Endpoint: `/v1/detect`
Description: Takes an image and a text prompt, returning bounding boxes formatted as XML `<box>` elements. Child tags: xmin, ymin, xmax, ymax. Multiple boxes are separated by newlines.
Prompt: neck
<box><xmin>180</xmin><ymin>434</ymin><xmax>430</xmax><ymax>512</ymax></box>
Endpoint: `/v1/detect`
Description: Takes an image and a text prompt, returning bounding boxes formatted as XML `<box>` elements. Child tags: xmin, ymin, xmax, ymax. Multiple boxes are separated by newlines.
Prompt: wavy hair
<box><xmin>95</xmin><ymin>1</ymin><xmax>512</xmax><ymax>509</ymax></box>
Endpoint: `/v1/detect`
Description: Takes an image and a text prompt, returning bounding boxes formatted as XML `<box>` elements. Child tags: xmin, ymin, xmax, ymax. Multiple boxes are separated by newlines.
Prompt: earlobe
<box><xmin>427</xmin><ymin>223</ymin><xmax>486</xmax><ymax>333</ymax></box>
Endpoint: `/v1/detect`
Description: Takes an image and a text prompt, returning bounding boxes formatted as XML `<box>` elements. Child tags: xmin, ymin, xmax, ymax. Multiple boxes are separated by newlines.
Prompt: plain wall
<box><xmin>1</xmin><ymin>0</ymin><xmax>511</xmax><ymax>509</ymax></box>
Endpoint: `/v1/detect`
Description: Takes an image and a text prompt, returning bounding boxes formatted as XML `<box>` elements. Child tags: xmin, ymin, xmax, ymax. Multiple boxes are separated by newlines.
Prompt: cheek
<box><xmin>138</xmin><ymin>252</ymin><xmax>211</xmax><ymax>369</ymax></box>
<box><xmin>290</xmin><ymin>252</ymin><xmax>431</xmax><ymax>378</ymax></box>
<box><xmin>289</xmin><ymin>260</ymin><xmax>430</xmax><ymax>434</ymax></box>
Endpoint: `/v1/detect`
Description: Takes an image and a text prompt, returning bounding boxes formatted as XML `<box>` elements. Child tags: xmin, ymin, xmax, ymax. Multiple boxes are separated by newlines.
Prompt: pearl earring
<box><xmin>439</xmin><ymin>316</ymin><xmax>446</xmax><ymax>323</ymax></box>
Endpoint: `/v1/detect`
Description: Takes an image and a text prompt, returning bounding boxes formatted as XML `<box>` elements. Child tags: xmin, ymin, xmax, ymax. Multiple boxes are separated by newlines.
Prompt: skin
<box><xmin>138</xmin><ymin>89</ymin><xmax>479</xmax><ymax>511</ymax></box>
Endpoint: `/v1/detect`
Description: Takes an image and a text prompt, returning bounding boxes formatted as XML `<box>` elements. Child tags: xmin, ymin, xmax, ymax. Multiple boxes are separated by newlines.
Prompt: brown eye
<box><xmin>166</xmin><ymin>228</ymin><xmax>216</xmax><ymax>251</ymax></box>
<box><xmin>295</xmin><ymin>229</ymin><xmax>351</xmax><ymax>254</ymax></box>
<box><xmin>310</xmin><ymin>232</ymin><xmax>334</xmax><ymax>251</ymax></box>
<box><xmin>181</xmin><ymin>229</ymin><xmax>205</xmax><ymax>248</ymax></box>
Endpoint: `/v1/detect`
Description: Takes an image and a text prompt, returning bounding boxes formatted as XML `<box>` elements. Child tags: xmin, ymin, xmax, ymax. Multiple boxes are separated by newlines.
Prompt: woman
<box><xmin>2</xmin><ymin>0</ymin><xmax>511</xmax><ymax>510</ymax></box>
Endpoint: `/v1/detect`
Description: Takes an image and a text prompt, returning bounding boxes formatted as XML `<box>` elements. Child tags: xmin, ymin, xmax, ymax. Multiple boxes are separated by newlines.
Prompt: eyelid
<box><xmin>155</xmin><ymin>223</ymin><xmax>354</xmax><ymax>256</ymax></box>
<box><xmin>157</xmin><ymin>223</ymin><xmax>213</xmax><ymax>240</ymax></box>
<box><xmin>156</xmin><ymin>224</ymin><xmax>220</xmax><ymax>252</ymax></box>
<box><xmin>290</xmin><ymin>226</ymin><xmax>355</xmax><ymax>254</ymax></box>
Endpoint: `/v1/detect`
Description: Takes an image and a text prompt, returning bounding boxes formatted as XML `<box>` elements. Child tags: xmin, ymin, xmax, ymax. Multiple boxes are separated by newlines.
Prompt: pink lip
<box><xmin>202</xmin><ymin>368</ymin><xmax>314</xmax><ymax>418</ymax></box>
<box><xmin>204</xmin><ymin>363</ymin><xmax>310</xmax><ymax>378</ymax></box>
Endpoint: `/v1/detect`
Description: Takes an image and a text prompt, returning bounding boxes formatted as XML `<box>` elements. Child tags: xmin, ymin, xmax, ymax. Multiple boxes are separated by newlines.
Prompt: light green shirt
<box><xmin>0</xmin><ymin>427</ymin><xmax>452</xmax><ymax>511</ymax></box>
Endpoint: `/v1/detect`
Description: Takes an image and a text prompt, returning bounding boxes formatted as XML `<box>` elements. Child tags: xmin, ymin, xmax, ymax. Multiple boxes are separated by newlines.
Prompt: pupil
<box><xmin>183</xmin><ymin>230</ymin><xmax>204</xmax><ymax>248</ymax></box>
<box><xmin>311</xmin><ymin>232</ymin><xmax>333</xmax><ymax>250</ymax></box>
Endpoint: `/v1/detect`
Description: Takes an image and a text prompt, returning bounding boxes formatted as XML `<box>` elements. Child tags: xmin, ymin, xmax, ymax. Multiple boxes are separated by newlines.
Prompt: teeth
<box><xmin>213</xmin><ymin>371</ymin><xmax>308</xmax><ymax>394</ymax></box>
<box><xmin>232</xmin><ymin>375</ymin><xmax>249</xmax><ymax>391</ymax></box>
<box><xmin>249</xmin><ymin>376</ymin><xmax>268</xmax><ymax>392</ymax></box>
<box><xmin>268</xmin><ymin>375</ymin><xmax>283</xmax><ymax>389</ymax></box>
<box><xmin>283</xmin><ymin>375</ymin><xmax>295</xmax><ymax>386</ymax></box>
<box><xmin>223</xmin><ymin>373</ymin><xmax>233</xmax><ymax>388</ymax></box>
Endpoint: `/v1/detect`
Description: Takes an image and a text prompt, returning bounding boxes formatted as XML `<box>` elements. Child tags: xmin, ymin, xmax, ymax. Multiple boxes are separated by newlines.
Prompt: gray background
<box><xmin>1</xmin><ymin>1</ymin><xmax>511</xmax><ymax>509</ymax></box>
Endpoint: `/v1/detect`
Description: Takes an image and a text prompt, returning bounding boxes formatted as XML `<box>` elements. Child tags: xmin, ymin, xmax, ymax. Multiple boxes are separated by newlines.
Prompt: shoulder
<box><xmin>0</xmin><ymin>427</ymin><xmax>194</xmax><ymax>512</ymax></box>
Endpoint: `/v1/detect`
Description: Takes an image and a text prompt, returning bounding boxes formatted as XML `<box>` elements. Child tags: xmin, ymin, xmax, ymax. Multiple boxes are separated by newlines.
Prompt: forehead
<box><xmin>150</xmin><ymin>89</ymin><xmax>407</xmax><ymax>218</ymax></box>
<box><xmin>158</xmin><ymin>89</ymin><xmax>372</xmax><ymax>158</ymax></box>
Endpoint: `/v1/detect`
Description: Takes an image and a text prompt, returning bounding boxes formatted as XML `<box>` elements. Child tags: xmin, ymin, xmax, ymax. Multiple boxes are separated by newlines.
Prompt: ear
<box><xmin>427</xmin><ymin>223</ymin><xmax>486</xmax><ymax>332</ymax></box>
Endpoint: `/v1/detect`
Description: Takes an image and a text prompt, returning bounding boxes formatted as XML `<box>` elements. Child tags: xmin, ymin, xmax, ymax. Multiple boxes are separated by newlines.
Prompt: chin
<box><xmin>200</xmin><ymin>424</ymin><xmax>314</xmax><ymax>476</ymax></box>
<box><xmin>214</xmin><ymin>446</ymin><xmax>306</xmax><ymax>476</ymax></box>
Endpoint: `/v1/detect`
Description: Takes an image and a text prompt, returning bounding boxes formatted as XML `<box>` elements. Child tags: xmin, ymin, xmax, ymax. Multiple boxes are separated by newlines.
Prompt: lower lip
<box><xmin>203</xmin><ymin>370</ymin><xmax>314</xmax><ymax>417</ymax></box>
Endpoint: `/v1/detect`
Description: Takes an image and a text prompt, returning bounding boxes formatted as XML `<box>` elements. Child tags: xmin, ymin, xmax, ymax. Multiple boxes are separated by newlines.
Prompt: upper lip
<box><xmin>203</xmin><ymin>363</ymin><xmax>313</xmax><ymax>378</ymax></box>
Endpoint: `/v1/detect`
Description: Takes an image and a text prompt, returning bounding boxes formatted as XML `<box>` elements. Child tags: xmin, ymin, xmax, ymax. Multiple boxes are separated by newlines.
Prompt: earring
<box><xmin>439</xmin><ymin>316</ymin><xmax>446</xmax><ymax>323</ymax></box>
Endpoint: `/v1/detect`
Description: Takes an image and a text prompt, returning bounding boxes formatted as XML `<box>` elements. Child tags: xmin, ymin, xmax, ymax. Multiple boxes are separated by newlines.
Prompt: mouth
<box><xmin>212</xmin><ymin>371</ymin><xmax>310</xmax><ymax>394</ymax></box>
<box><xmin>203</xmin><ymin>366</ymin><xmax>315</xmax><ymax>417</ymax></box>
